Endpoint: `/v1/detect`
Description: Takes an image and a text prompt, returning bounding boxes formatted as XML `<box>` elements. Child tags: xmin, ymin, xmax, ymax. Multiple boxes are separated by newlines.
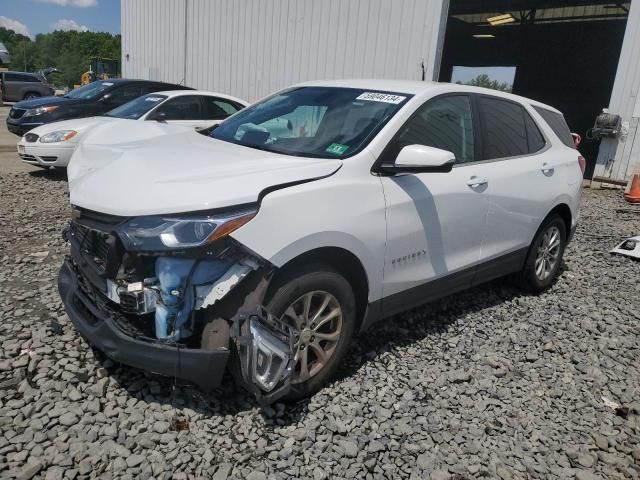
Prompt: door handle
<box><xmin>541</xmin><ymin>162</ymin><xmax>554</xmax><ymax>174</ymax></box>
<box><xmin>466</xmin><ymin>176</ymin><xmax>488</xmax><ymax>188</ymax></box>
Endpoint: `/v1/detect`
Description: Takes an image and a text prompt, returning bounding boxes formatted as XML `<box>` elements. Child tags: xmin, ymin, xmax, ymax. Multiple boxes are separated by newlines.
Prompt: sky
<box><xmin>0</xmin><ymin>0</ymin><xmax>120</xmax><ymax>38</ymax></box>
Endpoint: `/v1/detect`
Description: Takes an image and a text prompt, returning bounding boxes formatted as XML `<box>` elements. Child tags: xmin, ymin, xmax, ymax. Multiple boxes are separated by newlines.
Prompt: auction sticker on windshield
<box><xmin>326</xmin><ymin>143</ymin><xmax>349</xmax><ymax>155</ymax></box>
<box><xmin>145</xmin><ymin>97</ymin><xmax>163</xmax><ymax>102</ymax></box>
<box><xmin>356</xmin><ymin>92</ymin><xmax>406</xmax><ymax>104</ymax></box>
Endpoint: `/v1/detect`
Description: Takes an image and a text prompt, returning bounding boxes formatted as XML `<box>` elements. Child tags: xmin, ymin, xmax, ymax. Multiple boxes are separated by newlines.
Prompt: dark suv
<box><xmin>0</xmin><ymin>71</ymin><xmax>54</xmax><ymax>102</ymax></box>
<box><xmin>6</xmin><ymin>79</ymin><xmax>192</xmax><ymax>136</ymax></box>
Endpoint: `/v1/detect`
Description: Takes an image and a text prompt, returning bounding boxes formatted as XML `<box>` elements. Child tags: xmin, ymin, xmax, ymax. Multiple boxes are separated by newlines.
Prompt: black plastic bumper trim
<box><xmin>58</xmin><ymin>259</ymin><xmax>229</xmax><ymax>391</ymax></box>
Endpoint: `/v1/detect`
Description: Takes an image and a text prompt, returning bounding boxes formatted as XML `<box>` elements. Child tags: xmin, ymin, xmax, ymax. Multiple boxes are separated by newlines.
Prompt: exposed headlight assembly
<box><xmin>23</xmin><ymin>106</ymin><xmax>58</xmax><ymax>117</ymax></box>
<box><xmin>39</xmin><ymin>130</ymin><xmax>77</xmax><ymax>143</ymax></box>
<box><xmin>118</xmin><ymin>207</ymin><xmax>257</xmax><ymax>251</ymax></box>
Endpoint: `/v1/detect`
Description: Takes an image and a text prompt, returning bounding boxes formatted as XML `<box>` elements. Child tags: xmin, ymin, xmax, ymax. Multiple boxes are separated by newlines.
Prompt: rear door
<box><xmin>471</xmin><ymin>95</ymin><xmax>561</xmax><ymax>273</ymax></box>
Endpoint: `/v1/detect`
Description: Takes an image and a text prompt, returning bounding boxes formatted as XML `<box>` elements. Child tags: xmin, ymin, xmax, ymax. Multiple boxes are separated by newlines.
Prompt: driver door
<box><xmin>379</xmin><ymin>94</ymin><xmax>490</xmax><ymax>315</ymax></box>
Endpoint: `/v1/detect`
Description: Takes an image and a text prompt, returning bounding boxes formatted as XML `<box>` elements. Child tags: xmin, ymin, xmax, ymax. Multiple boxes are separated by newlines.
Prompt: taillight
<box><xmin>578</xmin><ymin>155</ymin><xmax>586</xmax><ymax>175</ymax></box>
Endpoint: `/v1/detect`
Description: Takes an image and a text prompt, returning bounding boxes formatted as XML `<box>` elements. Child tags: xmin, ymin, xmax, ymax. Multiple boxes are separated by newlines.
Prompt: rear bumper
<box><xmin>58</xmin><ymin>259</ymin><xmax>229</xmax><ymax>390</ymax></box>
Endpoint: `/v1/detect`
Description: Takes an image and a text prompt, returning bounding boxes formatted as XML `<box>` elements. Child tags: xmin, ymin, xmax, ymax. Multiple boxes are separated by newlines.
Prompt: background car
<box><xmin>17</xmin><ymin>90</ymin><xmax>248</xmax><ymax>169</ymax></box>
<box><xmin>0</xmin><ymin>70</ymin><xmax>54</xmax><ymax>103</ymax></box>
<box><xmin>0</xmin><ymin>42</ymin><xmax>10</xmax><ymax>65</ymax></box>
<box><xmin>6</xmin><ymin>78</ymin><xmax>192</xmax><ymax>136</ymax></box>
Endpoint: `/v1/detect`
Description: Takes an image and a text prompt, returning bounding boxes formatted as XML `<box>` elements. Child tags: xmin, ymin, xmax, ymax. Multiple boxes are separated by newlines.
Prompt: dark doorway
<box><xmin>439</xmin><ymin>1</ymin><xmax>630</xmax><ymax>178</ymax></box>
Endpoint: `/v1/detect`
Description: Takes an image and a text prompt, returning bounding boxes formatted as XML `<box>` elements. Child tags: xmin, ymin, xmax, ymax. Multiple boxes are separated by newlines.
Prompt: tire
<box><xmin>263</xmin><ymin>264</ymin><xmax>356</xmax><ymax>400</ymax></box>
<box><xmin>518</xmin><ymin>214</ymin><xmax>567</xmax><ymax>292</ymax></box>
<box><xmin>23</xmin><ymin>92</ymin><xmax>40</xmax><ymax>100</ymax></box>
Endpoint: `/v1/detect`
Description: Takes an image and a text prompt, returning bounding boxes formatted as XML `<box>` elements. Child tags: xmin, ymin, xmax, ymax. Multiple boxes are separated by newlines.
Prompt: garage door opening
<box><xmin>439</xmin><ymin>0</ymin><xmax>630</xmax><ymax>178</ymax></box>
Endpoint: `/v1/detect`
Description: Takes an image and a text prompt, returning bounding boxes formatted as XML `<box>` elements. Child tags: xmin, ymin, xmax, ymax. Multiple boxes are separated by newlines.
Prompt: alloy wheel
<box><xmin>281</xmin><ymin>291</ymin><xmax>343</xmax><ymax>384</ymax></box>
<box><xmin>534</xmin><ymin>225</ymin><xmax>561</xmax><ymax>281</ymax></box>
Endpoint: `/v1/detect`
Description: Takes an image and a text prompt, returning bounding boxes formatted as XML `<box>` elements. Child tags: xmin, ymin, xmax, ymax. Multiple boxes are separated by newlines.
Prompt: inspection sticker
<box><xmin>325</xmin><ymin>143</ymin><xmax>349</xmax><ymax>155</ymax></box>
<box><xmin>356</xmin><ymin>92</ymin><xmax>406</xmax><ymax>104</ymax></box>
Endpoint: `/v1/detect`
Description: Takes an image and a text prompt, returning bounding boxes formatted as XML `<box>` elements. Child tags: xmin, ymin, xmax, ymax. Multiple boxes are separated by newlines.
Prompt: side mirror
<box><xmin>379</xmin><ymin>145</ymin><xmax>455</xmax><ymax>175</ymax></box>
<box><xmin>147</xmin><ymin>111</ymin><xmax>167</xmax><ymax>123</ymax></box>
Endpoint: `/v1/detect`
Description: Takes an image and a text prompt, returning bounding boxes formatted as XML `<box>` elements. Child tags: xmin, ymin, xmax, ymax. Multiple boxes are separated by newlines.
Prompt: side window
<box><xmin>108</xmin><ymin>85</ymin><xmax>143</xmax><ymax>105</ymax></box>
<box><xmin>524</xmin><ymin>110</ymin><xmax>546</xmax><ymax>152</ymax></box>
<box><xmin>202</xmin><ymin>97</ymin><xmax>242</xmax><ymax>120</ymax></box>
<box><xmin>533</xmin><ymin>106</ymin><xmax>574</xmax><ymax>148</ymax></box>
<box><xmin>4</xmin><ymin>73</ymin><xmax>19</xmax><ymax>82</ymax></box>
<box><xmin>24</xmin><ymin>75</ymin><xmax>41</xmax><ymax>83</ymax></box>
<box><xmin>478</xmin><ymin>97</ymin><xmax>528</xmax><ymax>160</ymax></box>
<box><xmin>153</xmin><ymin>95</ymin><xmax>205</xmax><ymax>120</ymax></box>
<box><xmin>391</xmin><ymin>95</ymin><xmax>475</xmax><ymax>164</ymax></box>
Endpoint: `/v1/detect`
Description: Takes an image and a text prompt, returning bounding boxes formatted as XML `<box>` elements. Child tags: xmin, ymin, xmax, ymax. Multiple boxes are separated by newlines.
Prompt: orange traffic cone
<box><xmin>624</xmin><ymin>174</ymin><xmax>640</xmax><ymax>203</ymax></box>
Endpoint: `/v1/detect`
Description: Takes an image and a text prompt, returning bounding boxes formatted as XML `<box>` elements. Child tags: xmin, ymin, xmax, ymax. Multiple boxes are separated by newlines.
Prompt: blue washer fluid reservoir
<box><xmin>154</xmin><ymin>257</ymin><xmax>232</xmax><ymax>341</ymax></box>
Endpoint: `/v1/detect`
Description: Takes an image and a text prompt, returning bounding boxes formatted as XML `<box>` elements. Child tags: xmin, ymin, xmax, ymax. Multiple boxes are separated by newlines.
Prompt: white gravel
<box><xmin>1</xmin><ymin>169</ymin><xmax>639</xmax><ymax>480</ymax></box>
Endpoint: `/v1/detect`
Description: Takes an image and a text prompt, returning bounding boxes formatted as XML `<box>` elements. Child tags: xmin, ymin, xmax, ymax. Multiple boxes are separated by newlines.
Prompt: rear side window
<box><xmin>478</xmin><ymin>97</ymin><xmax>529</xmax><ymax>160</ymax></box>
<box><xmin>23</xmin><ymin>75</ymin><xmax>41</xmax><ymax>83</ymax></box>
<box><xmin>202</xmin><ymin>97</ymin><xmax>243</xmax><ymax>119</ymax></box>
<box><xmin>524</xmin><ymin>111</ymin><xmax>546</xmax><ymax>152</ymax></box>
<box><xmin>533</xmin><ymin>106</ymin><xmax>574</xmax><ymax>148</ymax></box>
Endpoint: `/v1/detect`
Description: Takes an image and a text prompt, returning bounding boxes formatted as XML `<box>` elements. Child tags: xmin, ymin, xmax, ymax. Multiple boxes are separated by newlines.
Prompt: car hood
<box><xmin>14</xmin><ymin>95</ymin><xmax>86</xmax><ymax>109</ymax></box>
<box><xmin>68</xmin><ymin>126</ymin><xmax>342</xmax><ymax>217</ymax></box>
<box><xmin>27</xmin><ymin>116</ymin><xmax>115</xmax><ymax>139</ymax></box>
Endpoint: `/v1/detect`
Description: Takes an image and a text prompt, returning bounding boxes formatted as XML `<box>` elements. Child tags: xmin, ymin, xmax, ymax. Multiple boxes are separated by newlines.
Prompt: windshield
<box><xmin>104</xmin><ymin>94</ymin><xmax>168</xmax><ymax>119</ymax></box>
<box><xmin>65</xmin><ymin>80</ymin><xmax>114</xmax><ymax>100</ymax></box>
<box><xmin>211</xmin><ymin>87</ymin><xmax>411</xmax><ymax>158</ymax></box>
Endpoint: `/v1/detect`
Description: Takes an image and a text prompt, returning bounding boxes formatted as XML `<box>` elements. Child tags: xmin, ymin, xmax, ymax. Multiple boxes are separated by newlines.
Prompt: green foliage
<box><xmin>456</xmin><ymin>74</ymin><xmax>513</xmax><ymax>93</ymax></box>
<box><xmin>0</xmin><ymin>27</ymin><xmax>121</xmax><ymax>88</ymax></box>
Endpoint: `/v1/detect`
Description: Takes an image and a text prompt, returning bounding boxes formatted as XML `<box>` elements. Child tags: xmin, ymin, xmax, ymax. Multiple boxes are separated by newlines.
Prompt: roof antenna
<box><xmin>421</xmin><ymin>60</ymin><xmax>426</xmax><ymax>81</ymax></box>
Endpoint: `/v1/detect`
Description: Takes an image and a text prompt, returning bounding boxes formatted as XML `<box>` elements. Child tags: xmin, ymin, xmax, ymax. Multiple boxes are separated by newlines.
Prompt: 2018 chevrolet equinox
<box><xmin>58</xmin><ymin>80</ymin><xmax>583</xmax><ymax>403</ymax></box>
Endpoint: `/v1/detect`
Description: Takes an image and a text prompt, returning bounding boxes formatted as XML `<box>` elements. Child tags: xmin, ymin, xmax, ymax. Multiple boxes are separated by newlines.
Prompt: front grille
<box><xmin>41</xmin><ymin>156</ymin><xmax>57</xmax><ymax>162</ymax></box>
<box><xmin>72</xmin><ymin>262</ymin><xmax>157</xmax><ymax>340</ymax></box>
<box><xmin>69</xmin><ymin>221</ymin><xmax>116</xmax><ymax>274</ymax></box>
<box><xmin>9</xmin><ymin>108</ymin><xmax>25</xmax><ymax>119</ymax></box>
<box><xmin>24</xmin><ymin>133</ymin><xmax>39</xmax><ymax>142</ymax></box>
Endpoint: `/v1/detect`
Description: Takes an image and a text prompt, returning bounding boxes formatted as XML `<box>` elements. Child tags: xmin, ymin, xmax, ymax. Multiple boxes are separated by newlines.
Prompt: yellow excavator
<box><xmin>79</xmin><ymin>57</ymin><xmax>120</xmax><ymax>86</ymax></box>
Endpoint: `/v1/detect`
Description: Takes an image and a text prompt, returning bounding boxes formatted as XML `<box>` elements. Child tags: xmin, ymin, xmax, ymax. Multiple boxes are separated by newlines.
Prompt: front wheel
<box><xmin>518</xmin><ymin>214</ymin><xmax>567</xmax><ymax>292</ymax></box>
<box><xmin>23</xmin><ymin>92</ymin><xmax>40</xmax><ymax>100</ymax></box>
<box><xmin>264</xmin><ymin>265</ymin><xmax>356</xmax><ymax>400</ymax></box>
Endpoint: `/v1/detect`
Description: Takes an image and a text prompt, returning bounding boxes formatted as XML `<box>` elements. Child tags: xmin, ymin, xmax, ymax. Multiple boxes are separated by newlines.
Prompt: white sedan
<box><xmin>17</xmin><ymin>90</ymin><xmax>248</xmax><ymax>168</ymax></box>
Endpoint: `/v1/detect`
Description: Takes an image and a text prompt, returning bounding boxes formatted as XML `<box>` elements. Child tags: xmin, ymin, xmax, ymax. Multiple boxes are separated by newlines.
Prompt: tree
<box><xmin>457</xmin><ymin>74</ymin><xmax>513</xmax><ymax>93</ymax></box>
<box><xmin>1</xmin><ymin>26</ymin><xmax>121</xmax><ymax>88</ymax></box>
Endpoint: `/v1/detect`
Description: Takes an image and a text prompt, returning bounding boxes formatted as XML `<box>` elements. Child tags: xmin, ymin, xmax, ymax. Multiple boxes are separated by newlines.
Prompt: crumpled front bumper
<box><xmin>58</xmin><ymin>259</ymin><xmax>229</xmax><ymax>390</ymax></box>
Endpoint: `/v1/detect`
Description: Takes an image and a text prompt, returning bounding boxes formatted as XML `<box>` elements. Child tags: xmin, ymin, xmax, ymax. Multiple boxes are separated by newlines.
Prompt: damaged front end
<box><xmin>58</xmin><ymin>206</ymin><xmax>295</xmax><ymax>403</ymax></box>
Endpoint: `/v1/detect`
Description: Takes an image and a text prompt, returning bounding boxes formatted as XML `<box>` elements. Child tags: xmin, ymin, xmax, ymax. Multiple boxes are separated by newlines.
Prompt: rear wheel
<box><xmin>518</xmin><ymin>214</ymin><xmax>567</xmax><ymax>292</ymax></box>
<box><xmin>264</xmin><ymin>265</ymin><xmax>356</xmax><ymax>400</ymax></box>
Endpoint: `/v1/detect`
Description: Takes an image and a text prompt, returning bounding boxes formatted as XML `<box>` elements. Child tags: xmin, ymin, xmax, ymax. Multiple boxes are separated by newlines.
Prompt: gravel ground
<box><xmin>1</xmin><ymin>168</ymin><xmax>639</xmax><ymax>480</ymax></box>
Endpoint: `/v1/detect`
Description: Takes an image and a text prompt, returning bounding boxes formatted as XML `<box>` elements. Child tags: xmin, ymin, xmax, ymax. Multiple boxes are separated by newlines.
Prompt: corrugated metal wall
<box><xmin>592</xmin><ymin>1</ymin><xmax>640</xmax><ymax>183</ymax></box>
<box><xmin>121</xmin><ymin>0</ymin><xmax>187</xmax><ymax>84</ymax></box>
<box><xmin>122</xmin><ymin>0</ymin><xmax>447</xmax><ymax>102</ymax></box>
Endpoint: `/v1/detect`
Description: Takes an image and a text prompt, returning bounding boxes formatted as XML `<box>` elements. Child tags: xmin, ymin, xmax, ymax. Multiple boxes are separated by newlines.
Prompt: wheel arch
<box><xmin>548</xmin><ymin>202</ymin><xmax>572</xmax><ymax>234</ymax></box>
<box><xmin>270</xmin><ymin>246</ymin><xmax>370</xmax><ymax>329</ymax></box>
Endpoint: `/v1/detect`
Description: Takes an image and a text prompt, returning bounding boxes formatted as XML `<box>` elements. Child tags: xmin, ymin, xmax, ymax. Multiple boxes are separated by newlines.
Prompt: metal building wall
<box><xmin>122</xmin><ymin>0</ymin><xmax>448</xmax><ymax>102</ymax></box>
<box><xmin>592</xmin><ymin>1</ymin><xmax>640</xmax><ymax>184</ymax></box>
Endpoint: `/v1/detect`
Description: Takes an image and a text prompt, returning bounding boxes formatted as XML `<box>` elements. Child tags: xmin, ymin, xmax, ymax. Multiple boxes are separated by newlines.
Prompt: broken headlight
<box><xmin>117</xmin><ymin>207</ymin><xmax>257</xmax><ymax>251</ymax></box>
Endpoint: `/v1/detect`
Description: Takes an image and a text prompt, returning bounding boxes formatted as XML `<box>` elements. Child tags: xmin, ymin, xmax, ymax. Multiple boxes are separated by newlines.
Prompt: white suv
<box><xmin>59</xmin><ymin>80</ymin><xmax>583</xmax><ymax>402</ymax></box>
